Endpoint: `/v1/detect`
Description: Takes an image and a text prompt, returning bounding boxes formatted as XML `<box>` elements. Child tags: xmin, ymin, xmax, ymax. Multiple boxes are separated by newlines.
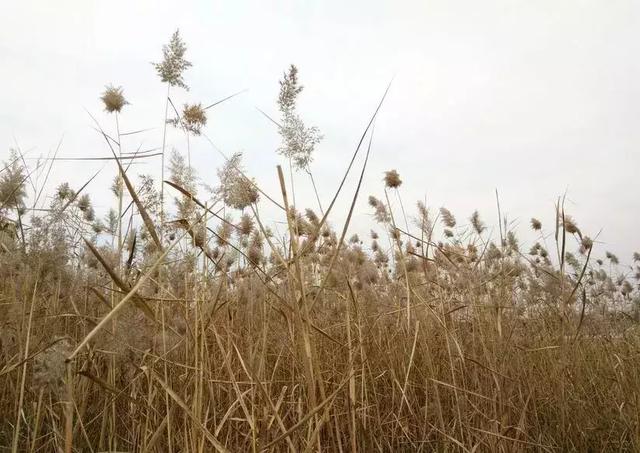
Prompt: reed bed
<box><xmin>1</xmin><ymin>30</ymin><xmax>640</xmax><ymax>452</ymax></box>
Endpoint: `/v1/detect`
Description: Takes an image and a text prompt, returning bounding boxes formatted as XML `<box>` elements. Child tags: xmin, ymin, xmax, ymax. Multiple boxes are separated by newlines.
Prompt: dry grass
<box><xmin>2</xmin><ymin>32</ymin><xmax>640</xmax><ymax>453</ymax></box>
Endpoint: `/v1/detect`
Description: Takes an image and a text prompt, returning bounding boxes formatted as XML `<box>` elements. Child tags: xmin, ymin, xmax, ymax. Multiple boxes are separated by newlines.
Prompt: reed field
<box><xmin>2</xmin><ymin>30</ymin><xmax>640</xmax><ymax>452</ymax></box>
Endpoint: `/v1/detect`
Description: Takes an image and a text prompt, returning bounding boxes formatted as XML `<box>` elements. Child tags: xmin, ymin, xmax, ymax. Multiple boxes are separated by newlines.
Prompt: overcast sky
<box><xmin>1</xmin><ymin>0</ymin><xmax>639</xmax><ymax>263</ymax></box>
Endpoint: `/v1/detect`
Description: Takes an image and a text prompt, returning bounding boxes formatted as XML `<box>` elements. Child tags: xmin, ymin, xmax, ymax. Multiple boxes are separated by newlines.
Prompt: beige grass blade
<box><xmin>68</xmin><ymin>227</ymin><xmax>189</xmax><ymax>361</ymax></box>
<box><xmin>87</xmin><ymin>109</ymin><xmax>163</xmax><ymax>250</ymax></box>
<box><xmin>164</xmin><ymin>179</ymin><xmax>237</xmax><ymax>230</ymax></box>
<box><xmin>114</xmin><ymin>156</ymin><xmax>163</xmax><ymax>251</ymax></box>
<box><xmin>151</xmin><ymin>371</ymin><xmax>230</xmax><ymax>453</ymax></box>
<box><xmin>82</xmin><ymin>237</ymin><xmax>156</xmax><ymax>321</ymax></box>
<box><xmin>262</xmin><ymin>372</ymin><xmax>353</xmax><ymax>450</ymax></box>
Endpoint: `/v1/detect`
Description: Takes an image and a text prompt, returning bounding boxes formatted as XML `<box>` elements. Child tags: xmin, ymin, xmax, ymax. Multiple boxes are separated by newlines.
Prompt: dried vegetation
<box><xmin>2</xmin><ymin>30</ymin><xmax>640</xmax><ymax>453</ymax></box>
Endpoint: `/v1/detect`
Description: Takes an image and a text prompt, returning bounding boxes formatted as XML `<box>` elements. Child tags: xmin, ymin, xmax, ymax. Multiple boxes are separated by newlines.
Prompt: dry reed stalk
<box><xmin>384</xmin><ymin>188</ymin><xmax>412</xmax><ymax>329</ymax></box>
<box><xmin>276</xmin><ymin>166</ymin><xmax>319</xmax><ymax>408</ymax></box>
<box><xmin>67</xmin><ymin>219</ymin><xmax>196</xmax><ymax>361</ymax></box>
<box><xmin>10</xmin><ymin>275</ymin><xmax>38</xmax><ymax>453</ymax></box>
<box><xmin>151</xmin><ymin>370</ymin><xmax>230</xmax><ymax>453</ymax></box>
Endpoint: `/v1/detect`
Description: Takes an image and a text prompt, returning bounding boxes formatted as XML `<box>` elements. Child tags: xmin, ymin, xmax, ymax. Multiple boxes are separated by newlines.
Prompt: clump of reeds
<box><xmin>1</xmin><ymin>30</ymin><xmax>639</xmax><ymax>453</ymax></box>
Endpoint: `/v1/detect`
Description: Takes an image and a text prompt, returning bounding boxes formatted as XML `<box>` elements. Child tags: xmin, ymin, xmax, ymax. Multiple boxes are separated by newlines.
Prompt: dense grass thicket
<box><xmin>2</xmin><ymin>31</ymin><xmax>640</xmax><ymax>452</ymax></box>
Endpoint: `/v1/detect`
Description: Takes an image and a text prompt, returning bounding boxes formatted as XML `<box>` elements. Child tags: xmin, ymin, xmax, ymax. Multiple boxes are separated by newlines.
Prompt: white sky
<box><xmin>1</xmin><ymin>0</ymin><xmax>639</xmax><ymax>263</ymax></box>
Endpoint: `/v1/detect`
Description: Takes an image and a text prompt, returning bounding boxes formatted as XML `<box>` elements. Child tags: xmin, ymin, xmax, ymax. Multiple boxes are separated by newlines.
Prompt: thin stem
<box><xmin>395</xmin><ymin>188</ymin><xmax>410</xmax><ymax>233</ymax></box>
<box><xmin>160</xmin><ymin>84</ymin><xmax>171</xmax><ymax>243</ymax></box>
<box><xmin>116</xmin><ymin>112</ymin><xmax>123</xmax><ymax>267</ymax></box>
<box><xmin>288</xmin><ymin>157</ymin><xmax>296</xmax><ymax>208</ymax></box>
<box><xmin>11</xmin><ymin>276</ymin><xmax>38</xmax><ymax>453</ymax></box>
<box><xmin>186</xmin><ymin>131</ymin><xmax>191</xmax><ymax>171</ymax></box>
<box><xmin>384</xmin><ymin>188</ymin><xmax>411</xmax><ymax>329</ymax></box>
<box><xmin>307</xmin><ymin>169</ymin><xmax>324</xmax><ymax>216</ymax></box>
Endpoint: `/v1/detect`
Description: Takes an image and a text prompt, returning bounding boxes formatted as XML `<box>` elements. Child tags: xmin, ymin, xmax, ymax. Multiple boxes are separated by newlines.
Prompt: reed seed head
<box><xmin>217</xmin><ymin>153</ymin><xmax>260</xmax><ymax>210</ymax></box>
<box><xmin>100</xmin><ymin>85</ymin><xmax>128</xmax><ymax>113</ymax></box>
<box><xmin>470</xmin><ymin>210</ymin><xmax>485</xmax><ymax>235</ymax></box>
<box><xmin>531</xmin><ymin>218</ymin><xmax>542</xmax><ymax>230</ymax></box>
<box><xmin>154</xmin><ymin>29</ymin><xmax>192</xmax><ymax>90</ymax></box>
<box><xmin>171</xmin><ymin>103</ymin><xmax>207</xmax><ymax>135</ymax></box>
<box><xmin>440</xmin><ymin>207</ymin><xmax>456</xmax><ymax>228</ymax></box>
<box><xmin>562</xmin><ymin>215</ymin><xmax>581</xmax><ymax>236</ymax></box>
<box><xmin>384</xmin><ymin>170</ymin><xmax>402</xmax><ymax>189</ymax></box>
